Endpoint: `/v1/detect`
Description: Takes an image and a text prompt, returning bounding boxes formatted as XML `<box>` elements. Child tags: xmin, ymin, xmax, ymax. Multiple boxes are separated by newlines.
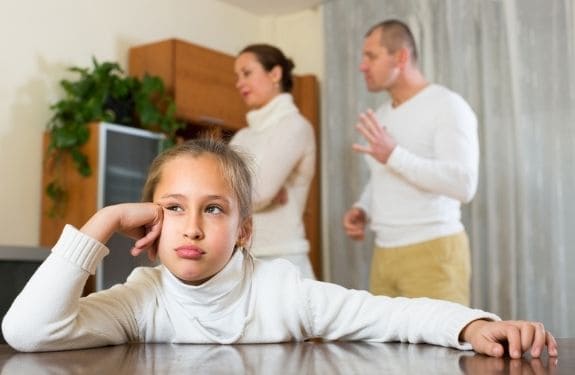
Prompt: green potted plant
<box><xmin>45</xmin><ymin>57</ymin><xmax>184</xmax><ymax>216</ymax></box>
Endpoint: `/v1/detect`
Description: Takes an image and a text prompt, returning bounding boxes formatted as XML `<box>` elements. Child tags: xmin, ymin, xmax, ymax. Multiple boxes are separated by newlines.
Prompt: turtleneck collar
<box><xmin>246</xmin><ymin>93</ymin><xmax>298</xmax><ymax>132</ymax></box>
<box><xmin>160</xmin><ymin>250</ymin><xmax>253</xmax><ymax>319</ymax></box>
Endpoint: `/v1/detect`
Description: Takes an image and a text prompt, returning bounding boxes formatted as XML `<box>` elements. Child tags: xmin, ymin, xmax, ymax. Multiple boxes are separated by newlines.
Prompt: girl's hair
<box><xmin>239</xmin><ymin>44</ymin><xmax>295</xmax><ymax>92</ymax></box>
<box><xmin>141</xmin><ymin>137</ymin><xmax>253</xmax><ymax>222</ymax></box>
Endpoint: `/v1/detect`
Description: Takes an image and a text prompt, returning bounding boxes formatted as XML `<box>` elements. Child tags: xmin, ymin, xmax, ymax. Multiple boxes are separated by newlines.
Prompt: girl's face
<box><xmin>153</xmin><ymin>154</ymin><xmax>246</xmax><ymax>285</ymax></box>
<box><xmin>234</xmin><ymin>52</ymin><xmax>281</xmax><ymax>110</ymax></box>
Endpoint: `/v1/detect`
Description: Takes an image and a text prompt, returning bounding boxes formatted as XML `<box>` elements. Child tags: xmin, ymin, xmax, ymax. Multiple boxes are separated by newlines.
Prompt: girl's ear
<box><xmin>238</xmin><ymin>217</ymin><xmax>253</xmax><ymax>248</ymax></box>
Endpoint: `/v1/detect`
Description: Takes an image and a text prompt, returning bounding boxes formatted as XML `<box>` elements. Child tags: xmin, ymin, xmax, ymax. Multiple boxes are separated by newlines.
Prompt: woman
<box><xmin>230</xmin><ymin>44</ymin><xmax>316</xmax><ymax>278</ymax></box>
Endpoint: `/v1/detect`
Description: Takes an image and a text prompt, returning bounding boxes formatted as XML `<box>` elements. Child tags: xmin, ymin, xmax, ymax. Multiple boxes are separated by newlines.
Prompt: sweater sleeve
<box><xmin>250</xmin><ymin>116</ymin><xmax>315</xmax><ymax>211</ymax></box>
<box><xmin>1</xmin><ymin>225</ymin><xmax>141</xmax><ymax>352</ymax></box>
<box><xmin>386</xmin><ymin>97</ymin><xmax>479</xmax><ymax>203</ymax></box>
<box><xmin>303</xmin><ymin>279</ymin><xmax>499</xmax><ymax>350</ymax></box>
<box><xmin>354</xmin><ymin>175</ymin><xmax>373</xmax><ymax>219</ymax></box>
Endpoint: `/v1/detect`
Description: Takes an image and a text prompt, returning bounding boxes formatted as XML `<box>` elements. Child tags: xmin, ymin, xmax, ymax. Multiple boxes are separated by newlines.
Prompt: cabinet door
<box><xmin>174</xmin><ymin>40</ymin><xmax>247</xmax><ymax>130</ymax></box>
<box><xmin>40</xmin><ymin>123</ymin><xmax>165</xmax><ymax>292</ymax></box>
<box><xmin>292</xmin><ymin>75</ymin><xmax>322</xmax><ymax>279</ymax></box>
<box><xmin>96</xmin><ymin>123</ymin><xmax>165</xmax><ymax>290</ymax></box>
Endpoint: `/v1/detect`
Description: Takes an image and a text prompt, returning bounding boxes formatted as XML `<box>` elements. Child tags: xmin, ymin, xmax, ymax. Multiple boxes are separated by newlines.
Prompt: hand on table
<box><xmin>461</xmin><ymin>319</ymin><xmax>558</xmax><ymax>359</ymax></box>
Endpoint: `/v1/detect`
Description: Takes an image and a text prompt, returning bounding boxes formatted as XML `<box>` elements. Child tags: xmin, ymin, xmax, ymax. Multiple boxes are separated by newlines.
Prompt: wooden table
<box><xmin>0</xmin><ymin>338</ymin><xmax>572</xmax><ymax>374</ymax></box>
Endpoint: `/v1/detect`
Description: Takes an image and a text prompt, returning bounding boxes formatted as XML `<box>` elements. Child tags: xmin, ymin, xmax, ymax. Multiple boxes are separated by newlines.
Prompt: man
<box><xmin>343</xmin><ymin>19</ymin><xmax>478</xmax><ymax>306</ymax></box>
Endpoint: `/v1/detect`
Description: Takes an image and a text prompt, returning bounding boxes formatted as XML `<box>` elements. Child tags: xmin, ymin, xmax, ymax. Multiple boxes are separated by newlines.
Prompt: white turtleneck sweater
<box><xmin>356</xmin><ymin>84</ymin><xmax>479</xmax><ymax>247</ymax></box>
<box><xmin>2</xmin><ymin>225</ymin><xmax>499</xmax><ymax>352</ymax></box>
<box><xmin>229</xmin><ymin>94</ymin><xmax>315</xmax><ymax>256</ymax></box>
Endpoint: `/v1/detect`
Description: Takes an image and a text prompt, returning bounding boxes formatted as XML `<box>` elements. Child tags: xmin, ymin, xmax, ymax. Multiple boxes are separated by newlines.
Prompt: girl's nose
<box><xmin>183</xmin><ymin>215</ymin><xmax>204</xmax><ymax>240</ymax></box>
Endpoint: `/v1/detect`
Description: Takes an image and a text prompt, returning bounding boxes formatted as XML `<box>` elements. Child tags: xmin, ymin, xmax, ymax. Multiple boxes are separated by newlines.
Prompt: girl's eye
<box><xmin>205</xmin><ymin>205</ymin><xmax>223</xmax><ymax>215</ymax></box>
<box><xmin>165</xmin><ymin>204</ymin><xmax>183</xmax><ymax>212</ymax></box>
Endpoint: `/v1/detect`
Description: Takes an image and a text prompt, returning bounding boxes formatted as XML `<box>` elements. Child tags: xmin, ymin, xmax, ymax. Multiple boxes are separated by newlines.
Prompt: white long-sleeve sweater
<box><xmin>229</xmin><ymin>94</ymin><xmax>315</xmax><ymax>256</ymax></box>
<box><xmin>2</xmin><ymin>225</ymin><xmax>499</xmax><ymax>352</ymax></box>
<box><xmin>356</xmin><ymin>84</ymin><xmax>479</xmax><ymax>247</ymax></box>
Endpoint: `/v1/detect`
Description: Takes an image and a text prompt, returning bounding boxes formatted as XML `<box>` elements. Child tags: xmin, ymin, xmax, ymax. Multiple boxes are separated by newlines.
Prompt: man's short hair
<box><xmin>366</xmin><ymin>19</ymin><xmax>418</xmax><ymax>62</ymax></box>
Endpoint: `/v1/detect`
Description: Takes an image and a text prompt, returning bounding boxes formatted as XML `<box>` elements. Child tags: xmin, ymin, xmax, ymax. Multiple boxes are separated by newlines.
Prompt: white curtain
<box><xmin>322</xmin><ymin>0</ymin><xmax>575</xmax><ymax>336</ymax></box>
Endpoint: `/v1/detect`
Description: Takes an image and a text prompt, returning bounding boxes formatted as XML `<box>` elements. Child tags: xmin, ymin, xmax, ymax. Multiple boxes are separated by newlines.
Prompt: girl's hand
<box><xmin>81</xmin><ymin>203</ymin><xmax>163</xmax><ymax>260</ymax></box>
<box><xmin>460</xmin><ymin>319</ymin><xmax>558</xmax><ymax>359</ymax></box>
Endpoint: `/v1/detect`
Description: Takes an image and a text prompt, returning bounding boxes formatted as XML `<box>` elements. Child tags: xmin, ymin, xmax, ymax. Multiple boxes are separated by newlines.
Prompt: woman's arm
<box><xmin>250</xmin><ymin>117</ymin><xmax>315</xmax><ymax>211</ymax></box>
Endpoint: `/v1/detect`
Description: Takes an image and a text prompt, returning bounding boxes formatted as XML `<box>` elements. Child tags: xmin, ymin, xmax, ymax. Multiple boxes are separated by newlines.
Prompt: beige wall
<box><xmin>259</xmin><ymin>9</ymin><xmax>324</xmax><ymax>80</ymax></box>
<box><xmin>0</xmin><ymin>0</ymin><xmax>323</xmax><ymax>245</ymax></box>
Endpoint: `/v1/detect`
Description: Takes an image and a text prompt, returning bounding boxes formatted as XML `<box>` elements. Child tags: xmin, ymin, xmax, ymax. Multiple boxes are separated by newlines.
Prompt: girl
<box><xmin>2</xmin><ymin>138</ymin><xmax>557</xmax><ymax>359</ymax></box>
<box><xmin>230</xmin><ymin>44</ymin><xmax>316</xmax><ymax>278</ymax></box>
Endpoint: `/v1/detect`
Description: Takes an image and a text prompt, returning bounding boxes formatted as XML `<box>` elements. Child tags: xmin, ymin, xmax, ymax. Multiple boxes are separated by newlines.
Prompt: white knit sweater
<box><xmin>356</xmin><ymin>84</ymin><xmax>479</xmax><ymax>247</ymax></box>
<box><xmin>230</xmin><ymin>94</ymin><xmax>315</xmax><ymax>256</ymax></box>
<box><xmin>2</xmin><ymin>225</ymin><xmax>499</xmax><ymax>352</ymax></box>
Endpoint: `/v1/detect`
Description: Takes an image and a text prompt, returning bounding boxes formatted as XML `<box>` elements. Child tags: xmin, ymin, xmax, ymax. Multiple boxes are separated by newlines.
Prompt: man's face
<box><xmin>359</xmin><ymin>28</ymin><xmax>401</xmax><ymax>92</ymax></box>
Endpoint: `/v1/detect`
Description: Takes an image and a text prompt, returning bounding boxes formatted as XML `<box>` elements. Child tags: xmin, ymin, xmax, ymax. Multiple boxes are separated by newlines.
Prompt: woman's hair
<box><xmin>141</xmin><ymin>137</ymin><xmax>253</xmax><ymax>223</ymax></box>
<box><xmin>239</xmin><ymin>44</ymin><xmax>295</xmax><ymax>92</ymax></box>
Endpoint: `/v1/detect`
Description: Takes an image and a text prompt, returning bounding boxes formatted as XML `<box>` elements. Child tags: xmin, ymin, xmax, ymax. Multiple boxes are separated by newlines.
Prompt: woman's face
<box><xmin>234</xmin><ymin>52</ymin><xmax>281</xmax><ymax>110</ymax></box>
<box><xmin>153</xmin><ymin>154</ymin><xmax>247</xmax><ymax>285</ymax></box>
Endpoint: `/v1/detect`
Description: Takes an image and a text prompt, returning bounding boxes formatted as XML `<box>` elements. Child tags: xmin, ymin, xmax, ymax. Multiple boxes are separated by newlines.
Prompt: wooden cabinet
<box><xmin>40</xmin><ymin>123</ymin><xmax>165</xmax><ymax>293</ymax></box>
<box><xmin>129</xmin><ymin>39</ymin><xmax>323</xmax><ymax>278</ymax></box>
<box><xmin>129</xmin><ymin>39</ymin><xmax>247</xmax><ymax>131</ymax></box>
<box><xmin>40</xmin><ymin>125</ymin><xmax>100</xmax><ymax>249</ymax></box>
<box><xmin>291</xmin><ymin>76</ymin><xmax>322</xmax><ymax>280</ymax></box>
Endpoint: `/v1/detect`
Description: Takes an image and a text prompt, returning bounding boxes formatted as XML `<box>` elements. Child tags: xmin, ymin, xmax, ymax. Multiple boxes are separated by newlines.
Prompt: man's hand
<box><xmin>352</xmin><ymin>109</ymin><xmax>397</xmax><ymax>164</ymax></box>
<box><xmin>343</xmin><ymin>207</ymin><xmax>367</xmax><ymax>240</ymax></box>
<box><xmin>460</xmin><ymin>319</ymin><xmax>558</xmax><ymax>359</ymax></box>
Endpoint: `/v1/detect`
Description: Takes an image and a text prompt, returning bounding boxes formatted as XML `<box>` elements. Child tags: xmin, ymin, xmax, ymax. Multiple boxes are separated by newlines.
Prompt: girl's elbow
<box><xmin>3</xmin><ymin>319</ymin><xmax>47</xmax><ymax>352</ymax></box>
<box><xmin>2</xmin><ymin>313</ymin><xmax>68</xmax><ymax>352</ymax></box>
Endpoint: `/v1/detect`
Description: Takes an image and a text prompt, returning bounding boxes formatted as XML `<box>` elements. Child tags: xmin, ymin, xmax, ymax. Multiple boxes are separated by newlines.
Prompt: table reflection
<box><xmin>0</xmin><ymin>341</ymin><xmax>561</xmax><ymax>374</ymax></box>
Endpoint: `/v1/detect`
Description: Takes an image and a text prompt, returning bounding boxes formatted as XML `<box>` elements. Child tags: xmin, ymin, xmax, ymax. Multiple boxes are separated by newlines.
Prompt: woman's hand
<box><xmin>81</xmin><ymin>203</ymin><xmax>164</xmax><ymax>260</ymax></box>
<box><xmin>460</xmin><ymin>319</ymin><xmax>558</xmax><ymax>359</ymax></box>
<box><xmin>271</xmin><ymin>187</ymin><xmax>288</xmax><ymax>206</ymax></box>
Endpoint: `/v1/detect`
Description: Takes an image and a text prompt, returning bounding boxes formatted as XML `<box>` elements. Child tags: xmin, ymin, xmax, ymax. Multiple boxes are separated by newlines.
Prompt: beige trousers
<box><xmin>369</xmin><ymin>231</ymin><xmax>471</xmax><ymax>306</ymax></box>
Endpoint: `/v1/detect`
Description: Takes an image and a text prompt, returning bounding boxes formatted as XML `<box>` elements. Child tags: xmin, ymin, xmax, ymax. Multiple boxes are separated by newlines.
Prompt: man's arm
<box><xmin>354</xmin><ymin>105</ymin><xmax>478</xmax><ymax>203</ymax></box>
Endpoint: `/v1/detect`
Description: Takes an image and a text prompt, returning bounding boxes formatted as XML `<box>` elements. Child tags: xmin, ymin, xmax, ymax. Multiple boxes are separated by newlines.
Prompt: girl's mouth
<box><xmin>175</xmin><ymin>246</ymin><xmax>205</xmax><ymax>260</ymax></box>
